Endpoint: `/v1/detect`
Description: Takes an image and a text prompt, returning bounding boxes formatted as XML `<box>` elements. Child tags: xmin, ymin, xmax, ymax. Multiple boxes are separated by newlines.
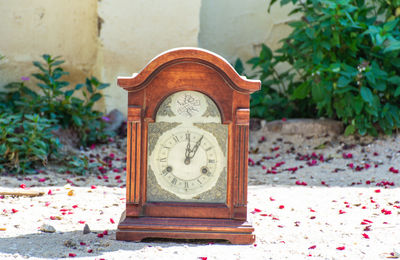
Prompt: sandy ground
<box><xmin>0</xmin><ymin>128</ymin><xmax>399</xmax><ymax>259</ymax></box>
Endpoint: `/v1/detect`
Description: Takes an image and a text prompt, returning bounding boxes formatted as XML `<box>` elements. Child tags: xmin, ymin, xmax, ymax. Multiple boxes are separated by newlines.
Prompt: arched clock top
<box><xmin>117</xmin><ymin>48</ymin><xmax>260</xmax><ymax>94</ymax></box>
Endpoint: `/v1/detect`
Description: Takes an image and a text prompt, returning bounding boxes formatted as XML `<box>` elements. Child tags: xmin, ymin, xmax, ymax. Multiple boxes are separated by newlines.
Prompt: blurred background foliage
<box><xmin>240</xmin><ymin>0</ymin><xmax>400</xmax><ymax>136</ymax></box>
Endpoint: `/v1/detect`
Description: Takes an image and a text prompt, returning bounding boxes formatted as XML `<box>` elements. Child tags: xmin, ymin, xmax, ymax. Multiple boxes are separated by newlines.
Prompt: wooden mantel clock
<box><xmin>116</xmin><ymin>47</ymin><xmax>260</xmax><ymax>244</ymax></box>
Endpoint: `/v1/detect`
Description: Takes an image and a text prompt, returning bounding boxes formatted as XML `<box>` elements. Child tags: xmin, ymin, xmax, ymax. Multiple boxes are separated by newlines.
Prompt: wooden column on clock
<box><xmin>116</xmin><ymin>48</ymin><xmax>260</xmax><ymax>244</ymax></box>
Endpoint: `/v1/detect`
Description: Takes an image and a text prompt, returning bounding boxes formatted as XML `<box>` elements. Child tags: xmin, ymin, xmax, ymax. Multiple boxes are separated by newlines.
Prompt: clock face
<box><xmin>147</xmin><ymin>91</ymin><xmax>227</xmax><ymax>203</ymax></box>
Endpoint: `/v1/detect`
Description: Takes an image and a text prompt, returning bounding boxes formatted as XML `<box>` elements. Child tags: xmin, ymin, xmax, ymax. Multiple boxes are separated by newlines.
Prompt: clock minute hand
<box><xmin>184</xmin><ymin>134</ymin><xmax>192</xmax><ymax>165</ymax></box>
<box><xmin>189</xmin><ymin>135</ymin><xmax>203</xmax><ymax>159</ymax></box>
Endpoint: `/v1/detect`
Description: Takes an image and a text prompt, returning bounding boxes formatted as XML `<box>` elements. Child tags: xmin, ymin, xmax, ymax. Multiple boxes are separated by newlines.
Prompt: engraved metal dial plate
<box><xmin>147</xmin><ymin>91</ymin><xmax>227</xmax><ymax>203</ymax></box>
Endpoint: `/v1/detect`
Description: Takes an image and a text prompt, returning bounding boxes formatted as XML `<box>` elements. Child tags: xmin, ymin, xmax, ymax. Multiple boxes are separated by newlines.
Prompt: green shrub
<box><xmin>236</xmin><ymin>45</ymin><xmax>317</xmax><ymax>121</ymax></box>
<box><xmin>251</xmin><ymin>0</ymin><xmax>400</xmax><ymax>135</ymax></box>
<box><xmin>0</xmin><ymin>113</ymin><xmax>60</xmax><ymax>174</ymax></box>
<box><xmin>0</xmin><ymin>54</ymin><xmax>114</xmax><ymax>174</ymax></box>
<box><xmin>3</xmin><ymin>54</ymin><xmax>113</xmax><ymax>146</ymax></box>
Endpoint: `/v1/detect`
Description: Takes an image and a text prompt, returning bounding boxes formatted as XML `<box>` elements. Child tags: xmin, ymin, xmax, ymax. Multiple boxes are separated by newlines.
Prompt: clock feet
<box><xmin>117</xmin><ymin>216</ymin><xmax>255</xmax><ymax>245</ymax></box>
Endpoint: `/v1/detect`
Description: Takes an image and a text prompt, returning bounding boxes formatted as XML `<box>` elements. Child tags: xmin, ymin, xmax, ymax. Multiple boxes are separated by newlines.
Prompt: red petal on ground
<box><xmin>362</xmin><ymin>233</ymin><xmax>370</xmax><ymax>239</ymax></box>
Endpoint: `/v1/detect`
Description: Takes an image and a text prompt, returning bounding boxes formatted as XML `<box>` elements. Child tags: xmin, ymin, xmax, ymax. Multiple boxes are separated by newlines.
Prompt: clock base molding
<box><xmin>117</xmin><ymin>216</ymin><xmax>255</xmax><ymax>245</ymax></box>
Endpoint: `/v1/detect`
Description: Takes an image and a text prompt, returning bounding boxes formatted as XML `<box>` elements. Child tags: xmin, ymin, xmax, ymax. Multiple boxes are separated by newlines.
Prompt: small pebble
<box><xmin>83</xmin><ymin>224</ymin><xmax>91</xmax><ymax>234</ymax></box>
<box><xmin>40</xmin><ymin>224</ymin><xmax>56</xmax><ymax>233</ymax></box>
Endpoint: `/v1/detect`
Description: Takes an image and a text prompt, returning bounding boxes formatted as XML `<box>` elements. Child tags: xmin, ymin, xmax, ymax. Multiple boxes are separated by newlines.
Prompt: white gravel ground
<box><xmin>0</xmin><ymin>129</ymin><xmax>399</xmax><ymax>259</ymax></box>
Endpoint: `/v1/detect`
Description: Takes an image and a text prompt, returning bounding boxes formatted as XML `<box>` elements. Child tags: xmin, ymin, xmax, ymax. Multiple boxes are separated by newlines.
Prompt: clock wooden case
<box><xmin>116</xmin><ymin>48</ymin><xmax>260</xmax><ymax>244</ymax></box>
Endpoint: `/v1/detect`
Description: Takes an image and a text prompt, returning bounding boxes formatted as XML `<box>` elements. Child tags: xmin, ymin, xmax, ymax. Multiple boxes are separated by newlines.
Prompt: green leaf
<box><xmin>4</xmin><ymin>82</ymin><xmax>21</xmax><ymax>89</ymax></box>
<box><xmin>312</xmin><ymin>83</ymin><xmax>326</xmax><ymax>102</ymax></box>
<box><xmin>32</xmin><ymin>148</ymin><xmax>47</xmax><ymax>158</ymax></box>
<box><xmin>280</xmin><ymin>0</ymin><xmax>291</xmax><ymax>6</ymax></box>
<box><xmin>75</xmin><ymin>83</ymin><xmax>84</xmax><ymax>90</ymax></box>
<box><xmin>332</xmin><ymin>31</ymin><xmax>340</xmax><ymax>46</ymax></box>
<box><xmin>365</xmin><ymin>72</ymin><xmax>376</xmax><ymax>85</ymax></box>
<box><xmin>330</xmin><ymin>63</ymin><xmax>341</xmax><ymax>73</ymax></box>
<box><xmin>85</xmin><ymin>78</ymin><xmax>93</xmax><ymax>93</ymax></box>
<box><xmin>354</xmin><ymin>97</ymin><xmax>363</xmax><ymax>115</ymax></box>
<box><xmin>360</xmin><ymin>86</ymin><xmax>374</xmax><ymax>105</ymax></box>
<box><xmin>7</xmin><ymin>137</ymin><xmax>20</xmax><ymax>143</ymax></box>
<box><xmin>32</xmin><ymin>73</ymin><xmax>47</xmax><ymax>82</ymax></box>
<box><xmin>234</xmin><ymin>58</ymin><xmax>245</xmax><ymax>75</ymax></box>
<box><xmin>305</xmin><ymin>27</ymin><xmax>315</xmax><ymax>39</ymax></box>
<box><xmin>90</xmin><ymin>93</ymin><xmax>102</xmax><ymax>103</ymax></box>
<box><xmin>32</xmin><ymin>61</ymin><xmax>46</xmax><ymax>72</ymax></box>
<box><xmin>0</xmin><ymin>144</ymin><xmax>6</xmax><ymax>155</ymax></box>
<box><xmin>383</xmin><ymin>19</ymin><xmax>398</xmax><ymax>32</ymax></box>
<box><xmin>37</xmin><ymin>83</ymin><xmax>51</xmax><ymax>90</ymax></box>
<box><xmin>259</xmin><ymin>44</ymin><xmax>272</xmax><ymax>61</ymax></box>
<box><xmin>384</xmin><ymin>41</ymin><xmax>400</xmax><ymax>53</ymax></box>
<box><xmin>373</xmin><ymin>81</ymin><xmax>386</xmax><ymax>91</ymax></box>
<box><xmin>338</xmin><ymin>76</ymin><xmax>352</xmax><ymax>87</ymax></box>
<box><xmin>42</xmin><ymin>54</ymin><xmax>51</xmax><ymax>63</ymax></box>
<box><xmin>97</xmin><ymin>83</ymin><xmax>110</xmax><ymax>90</ymax></box>
<box><xmin>52</xmin><ymin>60</ymin><xmax>65</xmax><ymax>66</ymax></box>
<box><xmin>292</xmin><ymin>82</ymin><xmax>309</xmax><ymax>99</ymax></box>
<box><xmin>390</xmin><ymin>58</ymin><xmax>400</xmax><ymax>68</ymax></box>
<box><xmin>388</xmin><ymin>76</ymin><xmax>400</xmax><ymax>85</ymax></box>
<box><xmin>64</xmin><ymin>90</ymin><xmax>74</xmax><ymax>98</ymax></box>
<box><xmin>56</xmin><ymin>81</ymin><xmax>70</xmax><ymax>88</ymax></box>
<box><xmin>35</xmin><ymin>140</ymin><xmax>48</xmax><ymax>150</ymax></box>
<box><xmin>394</xmin><ymin>86</ymin><xmax>400</xmax><ymax>97</ymax></box>
<box><xmin>72</xmin><ymin>115</ymin><xmax>83</xmax><ymax>127</ymax></box>
<box><xmin>344</xmin><ymin>124</ymin><xmax>355</xmax><ymax>136</ymax></box>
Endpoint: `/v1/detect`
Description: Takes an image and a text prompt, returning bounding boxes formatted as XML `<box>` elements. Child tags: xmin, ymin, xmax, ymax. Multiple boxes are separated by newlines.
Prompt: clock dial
<box><xmin>150</xmin><ymin>127</ymin><xmax>223</xmax><ymax>199</ymax></box>
<box><xmin>147</xmin><ymin>91</ymin><xmax>227</xmax><ymax>203</ymax></box>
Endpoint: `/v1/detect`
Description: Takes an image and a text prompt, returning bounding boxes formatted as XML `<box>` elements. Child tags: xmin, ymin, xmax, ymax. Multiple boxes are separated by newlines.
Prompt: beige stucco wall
<box><xmin>0</xmin><ymin>0</ymin><xmax>99</xmax><ymax>88</ymax></box>
<box><xmin>98</xmin><ymin>0</ymin><xmax>201</xmax><ymax>115</ymax></box>
<box><xmin>199</xmin><ymin>0</ymin><xmax>298</xmax><ymax>69</ymax></box>
<box><xmin>0</xmin><ymin>0</ymin><xmax>294</xmax><ymax>116</ymax></box>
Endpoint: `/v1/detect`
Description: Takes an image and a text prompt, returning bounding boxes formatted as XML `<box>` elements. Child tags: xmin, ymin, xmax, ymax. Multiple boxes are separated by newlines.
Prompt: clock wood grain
<box><xmin>117</xmin><ymin>48</ymin><xmax>260</xmax><ymax>244</ymax></box>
